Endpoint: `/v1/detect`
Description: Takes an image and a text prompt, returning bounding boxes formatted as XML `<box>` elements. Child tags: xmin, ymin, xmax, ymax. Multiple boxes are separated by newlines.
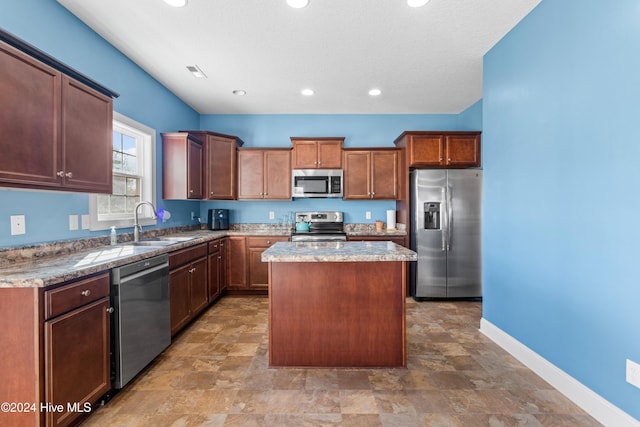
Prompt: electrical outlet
<box><xmin>10</xmin><ymin>215</ymin><xmax>26</xmax><ymax>235</ymax></box>
<box><xmin>269</xmin><ymin>211</ymin><xmax>275</xmax><ymax>220</ymax></box>
<box><xmin>627</xmin><ymin>359</ymin><xmax>640</xmax><ymax>389</ymax></box>
<box><xmin>81</xmin><ymin>214</ymin><xmax>90</xmax><ymax>230</ymax></box>
<box><xmin>365</xmin><ymin>211</ymin><xmax>372</xmax><ymax>220</ymax></box>
<box><xmin>69</xmin><ymin>215</ymin><xmax>79</xmax><ymax>230</ymax></box>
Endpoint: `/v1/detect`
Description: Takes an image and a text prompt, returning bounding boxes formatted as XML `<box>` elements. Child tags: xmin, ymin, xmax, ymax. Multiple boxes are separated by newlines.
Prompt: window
<box><xmin>89</xmin><ymin>112</ymin><xmax>156</xmax><ymax>230</ymax></box>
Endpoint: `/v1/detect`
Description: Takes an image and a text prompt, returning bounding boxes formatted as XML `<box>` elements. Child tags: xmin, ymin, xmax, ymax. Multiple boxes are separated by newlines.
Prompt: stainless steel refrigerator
<box><xmin>410</xmin><ymin>169</ymin><xmax>482</xmax><ymax>299</ymax></box>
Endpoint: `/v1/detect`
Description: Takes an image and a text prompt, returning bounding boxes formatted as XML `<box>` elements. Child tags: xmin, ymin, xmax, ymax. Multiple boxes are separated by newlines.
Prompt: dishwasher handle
<box><xmin>112</xmin><ymin>254</ymin><xmax>169</xmax><ymax>285</ymax></box>
<box><xmin>118</xmin><ymin>262</ymin><xmax>169</xmax><ymax>285</ymax></box>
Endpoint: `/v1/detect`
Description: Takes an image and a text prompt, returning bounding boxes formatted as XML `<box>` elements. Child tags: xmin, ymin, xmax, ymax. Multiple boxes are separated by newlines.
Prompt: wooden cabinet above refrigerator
<box><xmin>394</xmin><ymin>131</ymin><xmax>481</xmax><ymax>168</ymax></box>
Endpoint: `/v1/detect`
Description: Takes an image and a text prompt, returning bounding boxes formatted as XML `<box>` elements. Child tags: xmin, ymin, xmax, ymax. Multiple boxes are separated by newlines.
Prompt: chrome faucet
<box><xmin>133</xmin><ymin>201</ymin><xmax>158</xmax><ymax>242</ymax></box>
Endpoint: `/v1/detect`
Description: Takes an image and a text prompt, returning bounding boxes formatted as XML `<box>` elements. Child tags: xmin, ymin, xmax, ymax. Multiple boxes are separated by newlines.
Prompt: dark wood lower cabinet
<box><xmin>170</xmin><ymin>264</ymin><xmax>192</xmax><ymax>335</ymax></box>
<box><xmin>208</xmin><ymin>238</ymin><xmax>228</xmax><ymax>302</ymax></box>
<box><xmin>45</xmin><ymin>297</ymin><xmax>111</xmax><ymax>427</ymax></box>
<box><xmin>0</xmin><ymin>272</ymin><xmax>112</xmax><ymax>427</ymax></box>
<box><xmin>227</xmin><ymin>236</ymin><xmax>248</xmax><ymax>290</ymax></box>
<box><xmin>347</xmin><ymin>235</ymin><xmax>407</xmax><ymax>247</ymax></box>
<box><xmin>269</xmin><ymin>261</ymin><xmax>406</xmax><ymax>367</ymax></box>
<box><xmin>227</xmin><ymin>235</ymin><xmax>289</xmax><ymax>293</ymax></box>
<box><xmin>169</xmin><ymin>244</ymin><xmax>208</xmax><ymax>336</ymax></box>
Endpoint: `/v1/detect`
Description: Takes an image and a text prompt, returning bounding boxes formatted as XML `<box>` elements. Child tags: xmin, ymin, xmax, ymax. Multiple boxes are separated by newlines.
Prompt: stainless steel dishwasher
<box><xmin>111</xmin><ymin>254</ymin><xmax>170</xmax><ymax>389</ymax></box>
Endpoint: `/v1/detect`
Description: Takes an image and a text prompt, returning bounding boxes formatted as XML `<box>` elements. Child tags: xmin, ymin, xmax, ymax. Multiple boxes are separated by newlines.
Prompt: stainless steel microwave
<box><xmin>292</xmin><ymin>169</ymin><xmax>343</xmax><ymax>198</ymax></box>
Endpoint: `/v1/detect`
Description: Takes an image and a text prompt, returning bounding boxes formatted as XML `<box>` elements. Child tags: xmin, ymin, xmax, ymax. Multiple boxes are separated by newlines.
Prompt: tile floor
<box><xmin>83</xmin><ymin>296</ymin><xmax>602</xmax><ymax>426</ymax></box>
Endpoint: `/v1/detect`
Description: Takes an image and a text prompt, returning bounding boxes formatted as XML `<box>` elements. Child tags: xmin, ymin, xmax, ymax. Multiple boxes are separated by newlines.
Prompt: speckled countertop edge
<box><xmin>262</xmin><ymin>241</ymin><xmax>417</xmax><ymax>263</ymax></box>
<box><xmin>0</xmin><ymin>224</ymin><xmax>407</xmax><ymax>289</ymax></box>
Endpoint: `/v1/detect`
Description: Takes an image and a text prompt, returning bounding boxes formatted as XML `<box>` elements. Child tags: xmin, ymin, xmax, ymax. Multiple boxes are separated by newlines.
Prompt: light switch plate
<box><xmin>269</xmin><ymin>211</ymin><xmax>275</xmax><ymax>220</ymax></box>
<box><xmin>69</xmin><ymin>215</ymin><xmax>79</xmax><ymax>231</ymax></box>
<box><xmin>627</xmin><ymin>359</ymin><xmax>640</xmax><ymax>389</ymax></box>
<box><xmin>365</xmin><ymin>211</ymin><xmax>372</xmax><ymax>220</ymax></box>
<box><xmin>10</xmin><ymin>215</ymin><xmax>26</xmax><ymax>235</ymax></box>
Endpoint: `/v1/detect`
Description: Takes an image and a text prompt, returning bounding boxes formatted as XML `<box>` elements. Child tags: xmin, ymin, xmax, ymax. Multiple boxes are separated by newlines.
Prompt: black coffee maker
<box><xmin>208</xmin><ymin>209</ymin><xmax>229</xmax><ymax>230</ymax></box>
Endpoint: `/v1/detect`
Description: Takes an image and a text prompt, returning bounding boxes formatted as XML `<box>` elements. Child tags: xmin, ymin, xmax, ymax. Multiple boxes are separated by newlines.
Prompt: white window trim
<box><xmin>88</xmin><ymin>112</ymin><xmax>157</xmax><ymax>231</ymax></box>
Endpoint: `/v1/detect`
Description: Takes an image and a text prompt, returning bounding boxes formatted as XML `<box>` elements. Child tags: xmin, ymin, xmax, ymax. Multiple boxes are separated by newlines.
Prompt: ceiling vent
<box><xmin>186</xmin><ymin>65</ymin><xmax>207</xmax><ymax>79</ymax></box>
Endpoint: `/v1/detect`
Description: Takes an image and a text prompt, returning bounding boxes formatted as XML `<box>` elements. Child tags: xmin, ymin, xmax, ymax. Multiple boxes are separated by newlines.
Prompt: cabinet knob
<box><xmin>65</xmin><ymin>172</ymin><xmax>73</xmax><ymax>178</ymax></box>
<box><xmin>218</xmin><ymin>256</ymin><xmax>222</xmax><ymax>259</ymax></box>
<box><xmin>189</xmin><ymin>267</ymin><xmax>196</xmax><ymax>273</ymax></box>
<box><xmin>56</xmin><ymin>170</ymin><xmax>65</xmax><ymax>177</ymax></box>
<box><xmin>267</xmin><ymin>240</ymin><xmax>271</xmax><ymax>244</ymax></box>
<box><xmin>81</xmin><ymin>289</ymin><xmax>91</xmax><ymax>297</ymax></box>
<box><xmin>189</xmin><ymin>189</ymin><xmax>194</xmax><ymax>194</ymax></box>
<box><xmin>440</xmin><ymin>157</ymin><xmax>444</xmax><ymax>161</ymax></box>
<box><xmin>448</xmin><ymin>158</ymin><xmax>451</xmax><ymax>161</ymax></box>
<box><xmin>106</xmin><ymin>307</ymin><xmax>114</xmax><ymax>314</ymax></box>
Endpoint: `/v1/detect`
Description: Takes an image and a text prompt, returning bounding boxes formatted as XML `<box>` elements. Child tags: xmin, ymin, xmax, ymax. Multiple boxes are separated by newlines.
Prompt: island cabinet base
<box><xmin>268</xmin><ymin>261</ymin><xmax>406</xmax><ymax>368</ymax></box>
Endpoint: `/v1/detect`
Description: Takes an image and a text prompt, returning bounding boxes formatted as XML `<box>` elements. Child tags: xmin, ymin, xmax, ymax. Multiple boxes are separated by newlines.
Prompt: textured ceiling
<box><xmin>57</xmin><ymin>0</ymin><xmax>541</xmax><ymax>114</ymax></box>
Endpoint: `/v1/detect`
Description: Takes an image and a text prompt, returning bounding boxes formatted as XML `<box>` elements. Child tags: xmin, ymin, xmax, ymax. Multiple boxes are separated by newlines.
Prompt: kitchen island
<box><xmin>262</xmin><ymin>241</ymin><xmax>417</xmax><ymax>368</ymax></box>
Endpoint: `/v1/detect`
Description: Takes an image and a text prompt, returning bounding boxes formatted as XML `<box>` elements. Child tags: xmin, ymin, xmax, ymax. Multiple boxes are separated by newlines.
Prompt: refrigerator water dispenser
<box><xmin>424</xmin><ymin>202</ymin><xmax>441</xmax><ymax>230</ymax></box>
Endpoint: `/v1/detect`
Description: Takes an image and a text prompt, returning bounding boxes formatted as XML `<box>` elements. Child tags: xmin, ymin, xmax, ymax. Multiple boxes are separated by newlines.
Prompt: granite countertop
<box><xmin>0</xmin><ymin>230</ymin><xmax>222</xmax><ymax>289</ymax></box>
<box><xmin>0</xmin><ymin>224</ymin><xmax>408</xmax><ymax>289</ymax></box>
<box><xmin>262</xmin><ymin>241</ymin><xmax>417</xmax><ymax>263</ymax></box>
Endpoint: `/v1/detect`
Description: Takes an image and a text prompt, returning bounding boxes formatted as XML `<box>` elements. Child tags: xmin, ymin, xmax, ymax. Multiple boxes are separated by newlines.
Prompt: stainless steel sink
<box><xmin>127</xmin><ymin>236</ymin><xmax>198</xmax><ymax>246</ymax></box>
<box><xmin>156</xmin><ymin>236</ymin><xmax>198</xmax><ymax>242</ymax></box>
<box><xmin>129</xmin><ymin>240</ymin><xmax>176</xmax><ymax>247</ymax></box>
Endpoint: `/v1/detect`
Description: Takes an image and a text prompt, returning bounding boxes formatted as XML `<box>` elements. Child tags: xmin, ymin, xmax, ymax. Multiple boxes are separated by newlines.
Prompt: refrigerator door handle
<box><xmin>441</xmin><ymin>187</ymin><xmax>447</xmax><ymax>251</ymax></box>
<box><xmin>446</xmin><ymin>185</ymin><xmax>453</xmax><ymax>251</ymax></box>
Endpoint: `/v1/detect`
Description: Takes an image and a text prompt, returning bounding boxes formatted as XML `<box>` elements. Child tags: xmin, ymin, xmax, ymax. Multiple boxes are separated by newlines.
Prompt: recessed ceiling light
<box><xmin>232</xmin><ymin>90</ymin><xmax>247</xmax><ymax>96</ymax></box>
<box><xmin>186</xmin><ymin>65</ymin><xmax>207</xmax><ymax>79</ymax></box>
<box><xmin>286</xmin><ymin>0</ymin><xmax>309</xmax><ymax>8</ymax></box>
<box><xmin>407</xmin><ymin>0</ymin><xmax>429</xmax><ymax>7</ymax></box>
<box><xmin>301</xmin><ymin>88</ymin><xmax>315</xmax><ymax>96</ymax></box>
<box><xmin>164</xmin><ymin>0</ymin><xmax>188</xmax><ymax>7</ymax></box>
<box><xmin>368</xmin><ymin>88</ymin><xmax>383</xmax><ymax>96</ymax></box>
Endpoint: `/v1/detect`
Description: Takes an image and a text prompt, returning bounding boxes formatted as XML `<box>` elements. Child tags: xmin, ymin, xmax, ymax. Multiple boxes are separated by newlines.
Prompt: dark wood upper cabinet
<box><xmin>61</xmin><ymin>76</ymin><xmax>113</xmax><ymax>193</ymax></box>
<box><xmin>162</xmin><ymin>132</ymin><xmax>204</xmax><ymax>199</ymax></box>
<box><xmin>183</xmin><ymin>131</ymin><xmax>243</xmax><ymax>200</ymax></box>
<box><xmin>395</xmin><ymin>131</ymin><xmax>481</xmax><ymax>168</ymax></box>
<box><xmin>238</xmin><ymin>148</ymin><xmax>291</xmax><ymax>200</ymax></box>
<box><xmin>445</xmin><ymin>134</ymin><xmax>481</xmax><ymax>167</ymax></box>
<box><xmin>0</xmin><ymin>40</ymin><xmax>114</xmax><ymax>194</ymax></box>
<box><xmin>343</xmin><ymin>149</ymin><xmax>398</xmax><ymax>200</ymax></box>
<box><xmin>164</xmin><ymin>131</ymin><xmax>243</xmax><ymax>200</ymax></box>
<box><xmin>291</xmin><ymin>137</ymin><xmax>344</xmax><ymax>169</ymax></box>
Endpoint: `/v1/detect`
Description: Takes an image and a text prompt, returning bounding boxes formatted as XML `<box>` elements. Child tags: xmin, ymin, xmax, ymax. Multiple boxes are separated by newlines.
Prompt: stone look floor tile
<box><xmin>82</xmin><ymin>296</ymin><xmax>603</xmax><ymax>426</ymax></box>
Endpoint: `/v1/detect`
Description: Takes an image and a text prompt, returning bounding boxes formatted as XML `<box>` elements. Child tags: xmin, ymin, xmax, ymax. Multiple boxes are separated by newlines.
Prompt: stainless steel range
<box><xmin>291</xmin><ymin>211</ymin><xmax>347</xmax><ymax>242</ymax></box>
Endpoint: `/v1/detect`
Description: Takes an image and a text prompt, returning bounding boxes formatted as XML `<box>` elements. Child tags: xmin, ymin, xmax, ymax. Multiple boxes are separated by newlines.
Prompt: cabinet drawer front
<box><xmin>45</xmin><ymin>273</ymin><xmax>110</xmax><ymax>319</ymax></box>
<box><xmin>247</xmin><ymin>236</ymin><xmax>289</xmax><ymax>248</ymax></box>
<box><xmin>208</xmin><ymin>239</ymin><xmax>222</xmax><ymax>254</ymax></box>
<box><xmin>169</xmin><ymin>243</ymin><xmax>208</xmax><ymax>269</ymax></box>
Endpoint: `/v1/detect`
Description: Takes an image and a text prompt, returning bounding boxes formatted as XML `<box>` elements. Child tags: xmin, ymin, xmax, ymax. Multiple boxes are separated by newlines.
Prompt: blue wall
<box><xmin>198</xmin><ymin>114</ymin><xmax>470</xmax><ymax>223</ymax></box>
<box><xmin>483</xmin><ymin>0</ymin><xmax>640</xmax><ymax>420</ymax></box>
<box><xmin>0</xmin><ymin>0</ymin><xmax>482</xmax><ymax>249</ymax></box>
<box><xmin>0</xmin><ymin>0</ymin><xmax>200</xmax><ymax>248</ymax></box>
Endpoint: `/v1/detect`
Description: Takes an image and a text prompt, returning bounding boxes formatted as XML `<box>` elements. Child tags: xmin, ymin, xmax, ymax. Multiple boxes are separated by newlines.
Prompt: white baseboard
<box><xmin>479</xmin><ymin>318</ymin><xmax>640</xmax><ymax>427</ymax></box>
